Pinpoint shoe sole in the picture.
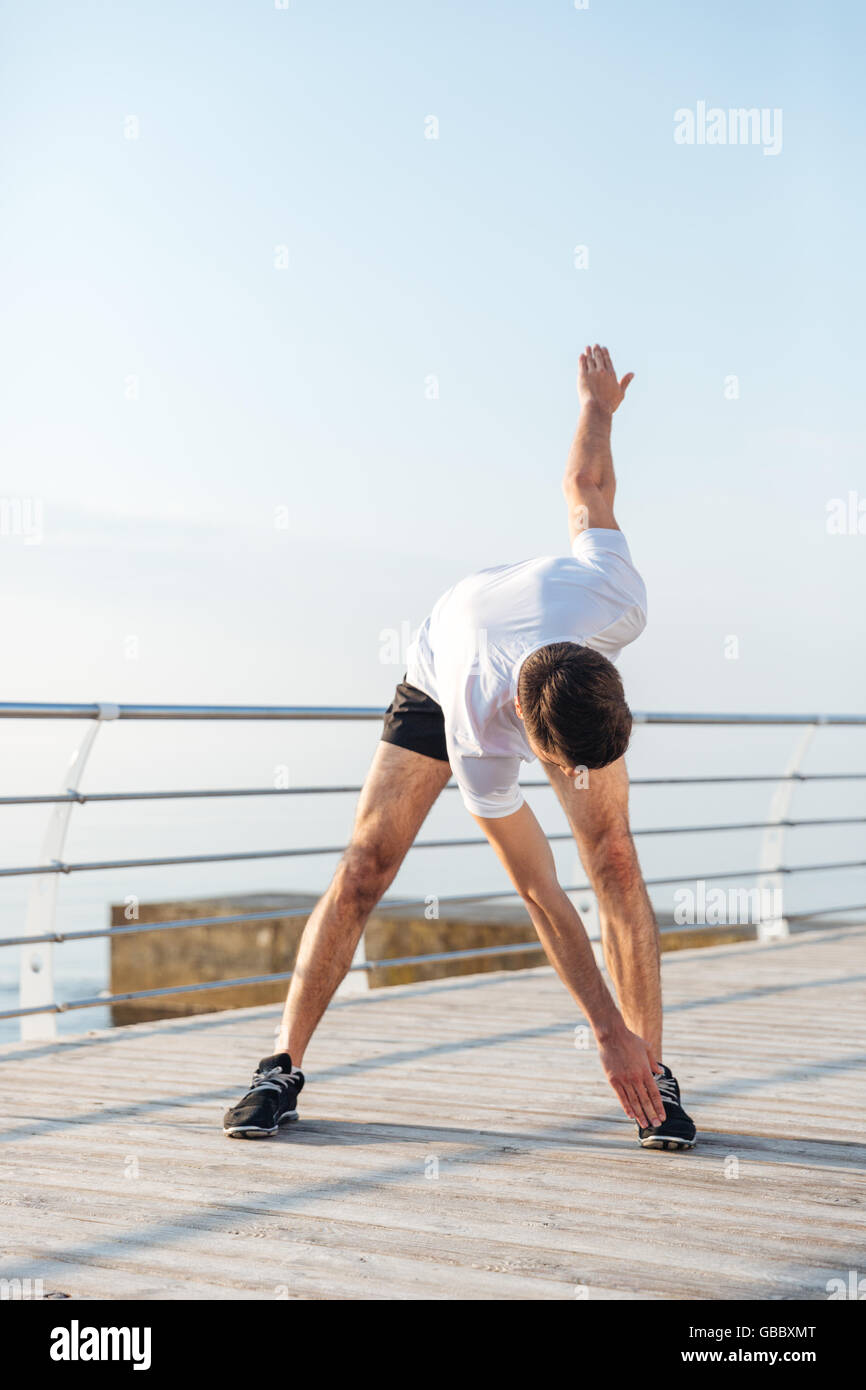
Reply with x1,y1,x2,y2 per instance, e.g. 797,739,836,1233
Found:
224,1110,299,1139
640,1134,696,1150
225,1113,694,1147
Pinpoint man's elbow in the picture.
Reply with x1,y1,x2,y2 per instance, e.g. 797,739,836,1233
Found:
563,471,603,498
563,475,616,526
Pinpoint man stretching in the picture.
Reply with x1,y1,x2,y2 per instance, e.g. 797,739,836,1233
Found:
224,345,697,1151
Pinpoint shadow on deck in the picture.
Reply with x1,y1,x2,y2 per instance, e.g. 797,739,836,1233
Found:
1,926,864,1300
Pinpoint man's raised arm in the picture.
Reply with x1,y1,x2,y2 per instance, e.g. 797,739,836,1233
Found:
562,344,634,543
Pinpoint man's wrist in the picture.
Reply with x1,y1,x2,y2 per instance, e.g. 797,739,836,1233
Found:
593,1007,627,1044
580,399,614,426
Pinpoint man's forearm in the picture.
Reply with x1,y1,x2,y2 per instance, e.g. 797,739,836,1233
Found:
523,887,624,1041
592,863,663,1060
563,401,615,498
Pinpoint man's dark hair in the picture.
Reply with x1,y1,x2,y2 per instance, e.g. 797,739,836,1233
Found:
517,641,632,769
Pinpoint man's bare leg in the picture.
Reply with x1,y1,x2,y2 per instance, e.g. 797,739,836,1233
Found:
544,757,662,1059
277,742,452,1066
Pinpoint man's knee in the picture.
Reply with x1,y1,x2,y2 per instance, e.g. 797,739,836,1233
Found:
332,841,400,916
580,815,638,883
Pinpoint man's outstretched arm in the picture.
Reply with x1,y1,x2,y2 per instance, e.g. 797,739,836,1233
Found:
472,802,665,1129
563,344,634,542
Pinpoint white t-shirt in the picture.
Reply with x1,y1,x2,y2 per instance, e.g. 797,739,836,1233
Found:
405,529,647,818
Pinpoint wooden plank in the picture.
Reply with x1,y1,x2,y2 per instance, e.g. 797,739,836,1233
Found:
0,925,864,1300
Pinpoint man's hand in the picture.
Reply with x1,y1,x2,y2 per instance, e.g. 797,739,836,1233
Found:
577,344,634,416
597,1020,665,1128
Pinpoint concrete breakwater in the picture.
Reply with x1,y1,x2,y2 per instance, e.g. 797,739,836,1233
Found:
109,892,543,1024
108,891,759,1025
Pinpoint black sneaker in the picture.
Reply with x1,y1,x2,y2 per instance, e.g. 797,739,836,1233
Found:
223,1052,305,1139
638,1063,696,1150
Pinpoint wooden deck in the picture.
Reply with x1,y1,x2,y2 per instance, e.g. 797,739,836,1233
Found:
1,926,865,1301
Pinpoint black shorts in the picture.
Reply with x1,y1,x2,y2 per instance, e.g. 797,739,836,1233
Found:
381,679,450,763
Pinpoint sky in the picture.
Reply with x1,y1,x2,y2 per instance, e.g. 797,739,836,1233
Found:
0,1,864,1022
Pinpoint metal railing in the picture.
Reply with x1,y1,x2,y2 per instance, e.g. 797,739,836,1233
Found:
0,702,864,1041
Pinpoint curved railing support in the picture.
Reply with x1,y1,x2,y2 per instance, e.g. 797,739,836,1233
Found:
756,723,818,942
20,704,119,1039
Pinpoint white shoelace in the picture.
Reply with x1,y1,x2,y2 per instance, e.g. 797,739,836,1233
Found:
249,1066,295,1096
655,1072,679,1106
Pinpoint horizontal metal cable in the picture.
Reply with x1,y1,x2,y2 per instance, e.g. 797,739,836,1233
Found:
2,815,864,879
0,942,550,1019
783,903,866,922
3,904,864,1021
2,770,865,806
3,868,865,950
0,786,372,806
0,701,864,724
0,890,530,948
0,703,388,721
630,815,866,836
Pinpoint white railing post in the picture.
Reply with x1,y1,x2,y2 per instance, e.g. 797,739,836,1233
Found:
336,935,369,995
569,886,601,940
756,723,818,942
20,704,119,1040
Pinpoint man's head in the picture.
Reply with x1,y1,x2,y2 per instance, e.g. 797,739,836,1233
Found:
515,641,632,773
